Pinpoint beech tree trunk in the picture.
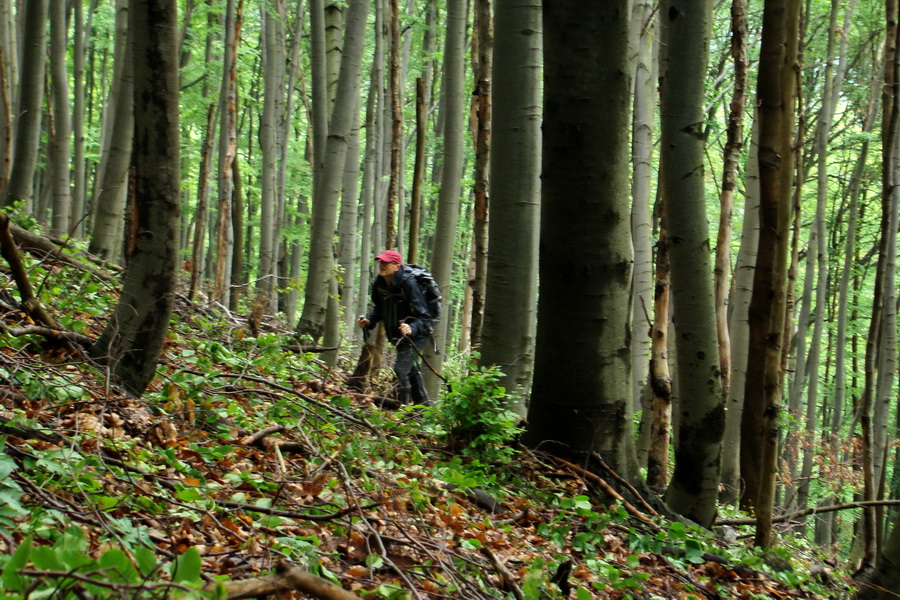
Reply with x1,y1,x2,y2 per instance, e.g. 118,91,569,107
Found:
658,0,724,529
297,0,369,341
1,0,45,212
741,0,800,548
480,0,541,413
91,0,180,397
524,0,638,479
48,0,71,237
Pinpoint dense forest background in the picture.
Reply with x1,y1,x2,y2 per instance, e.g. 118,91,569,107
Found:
2,0,900,597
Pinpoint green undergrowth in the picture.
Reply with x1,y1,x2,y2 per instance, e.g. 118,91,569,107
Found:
0,236,853,599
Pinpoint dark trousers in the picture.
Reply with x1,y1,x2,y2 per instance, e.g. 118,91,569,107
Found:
393,337,428,405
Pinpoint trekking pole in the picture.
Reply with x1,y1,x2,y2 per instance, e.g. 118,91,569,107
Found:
400,333,449,385
359,316,370,345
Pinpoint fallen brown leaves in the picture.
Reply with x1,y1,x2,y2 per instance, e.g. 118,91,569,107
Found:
0,294,850,599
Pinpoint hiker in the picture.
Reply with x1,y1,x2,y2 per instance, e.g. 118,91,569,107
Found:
357,249,432,405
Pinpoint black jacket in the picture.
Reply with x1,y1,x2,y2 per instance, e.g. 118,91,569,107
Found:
366,266,433,342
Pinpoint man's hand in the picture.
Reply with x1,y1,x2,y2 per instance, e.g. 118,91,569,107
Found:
357,317,370,329
399,323,412,336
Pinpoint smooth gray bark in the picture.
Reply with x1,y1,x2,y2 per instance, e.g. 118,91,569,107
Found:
297,0,370,340
658,0,724,529
480,0,541,415
2,0,46,212
48,0,71,237
71,0,87,238
89,0,133,261
523,0,638,479
630,0,656,457
423,0,466,400
721,115,760,505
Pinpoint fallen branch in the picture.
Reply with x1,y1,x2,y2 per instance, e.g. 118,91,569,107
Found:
542,453,661,531
205,563,363,600
181,369,378,434
0,212,66,335
239,425,285,446
716,499,900,526
6,325,94,347
480,547,524,600
216,499,380,522
8,223,118,282
591,452,659,517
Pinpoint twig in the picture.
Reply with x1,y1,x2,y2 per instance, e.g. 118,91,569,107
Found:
17,569,193,594
216,499,380,522
716,499,900,526
239,425,285,446
479,547,525,600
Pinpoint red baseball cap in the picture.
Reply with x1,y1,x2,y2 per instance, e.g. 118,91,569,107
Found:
375,249,403,264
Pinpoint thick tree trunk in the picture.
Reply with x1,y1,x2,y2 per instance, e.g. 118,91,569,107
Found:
90,0,180,397
479,0,541,414
658,0,724,529
524,0,638,479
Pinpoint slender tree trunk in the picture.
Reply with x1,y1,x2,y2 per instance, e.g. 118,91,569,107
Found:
213,0,242,306
714,0,748,427
48,0,71,237
408,77,426,264
257,1,285,312
631,0,656,454
1,0,46,212
297,0,370,341
71,0,86,238
647,212,672,491
468,0,492,349
659,0,724,529
386,0,402,248
721,114,761,505
423,0,466,398
479,0,541,413
0,0,14,192
189,104,217,301
89,0,133,261
740,0,800,548
90,0,180,397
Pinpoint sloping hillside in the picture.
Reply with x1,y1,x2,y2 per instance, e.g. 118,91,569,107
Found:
0,234,851,599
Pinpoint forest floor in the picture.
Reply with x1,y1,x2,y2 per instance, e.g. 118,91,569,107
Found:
0,237,861,599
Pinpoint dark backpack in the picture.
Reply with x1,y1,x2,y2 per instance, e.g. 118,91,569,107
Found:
404,264,442,320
